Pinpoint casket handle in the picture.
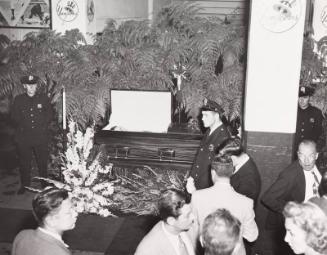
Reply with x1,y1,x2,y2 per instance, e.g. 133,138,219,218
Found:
115,147,130,158
158,148,175,160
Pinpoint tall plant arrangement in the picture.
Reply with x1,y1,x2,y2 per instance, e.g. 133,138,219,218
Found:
0,2,246,128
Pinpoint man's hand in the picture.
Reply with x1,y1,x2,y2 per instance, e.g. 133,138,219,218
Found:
186,177,196,194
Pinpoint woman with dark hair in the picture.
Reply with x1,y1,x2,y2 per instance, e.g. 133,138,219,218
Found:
12,188,78,255
218,137,261,207
283,200,327,255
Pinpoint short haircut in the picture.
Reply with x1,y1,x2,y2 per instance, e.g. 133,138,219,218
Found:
32,188,69,226
217,137,243,156
202,209,241,255
158,188,190,221
298,139,317,152
211,155,234,178
283,201,327,254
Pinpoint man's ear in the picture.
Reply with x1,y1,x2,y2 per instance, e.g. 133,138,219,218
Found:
43,214,55,228
166,216,176,226
315,152,319,160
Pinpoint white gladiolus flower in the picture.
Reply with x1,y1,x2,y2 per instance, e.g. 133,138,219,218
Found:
68,121,75,132
89,206,97,213
56,121,115,217
75,130,84,149
99,209,111,217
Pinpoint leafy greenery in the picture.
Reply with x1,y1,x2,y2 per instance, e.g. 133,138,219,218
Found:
0,2,246,129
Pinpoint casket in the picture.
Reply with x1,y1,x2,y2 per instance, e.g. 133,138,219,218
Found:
94,89,202,171
95,125,202,171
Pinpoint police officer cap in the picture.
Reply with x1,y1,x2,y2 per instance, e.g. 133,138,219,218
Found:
201,98,224,115
20,75,39,85
299,86,314,97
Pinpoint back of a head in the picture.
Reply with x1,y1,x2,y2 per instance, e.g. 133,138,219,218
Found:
32,188,69,226
211,155,234,178
158,188,189,221
202,209,241,255
217,137,243,156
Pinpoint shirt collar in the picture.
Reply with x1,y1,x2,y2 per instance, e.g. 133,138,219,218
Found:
234,154,249,173
38,227,69,247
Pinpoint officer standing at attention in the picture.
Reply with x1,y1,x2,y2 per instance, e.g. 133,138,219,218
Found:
11,75,53,194
186,98,230,192
294,86,324,159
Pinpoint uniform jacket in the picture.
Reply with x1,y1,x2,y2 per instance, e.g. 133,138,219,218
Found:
231,157,261,207
11,229,71,255
11,93,52,145
134,221,195,255
261,161,323,230
190,124,230,190
295,105,323,150
191,182,258,255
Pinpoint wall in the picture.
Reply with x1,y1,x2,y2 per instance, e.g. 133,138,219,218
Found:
95,0,148,32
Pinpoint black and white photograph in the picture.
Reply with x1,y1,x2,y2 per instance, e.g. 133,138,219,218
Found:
0,0,50,28
0,0,327,255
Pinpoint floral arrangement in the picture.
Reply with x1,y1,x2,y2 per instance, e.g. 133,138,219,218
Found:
34,121,189,217
37,121,116,217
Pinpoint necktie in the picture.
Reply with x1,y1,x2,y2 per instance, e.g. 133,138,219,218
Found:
178,234,189,255
312,171,320,196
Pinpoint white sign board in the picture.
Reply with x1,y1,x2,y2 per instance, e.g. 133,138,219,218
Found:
244,0,306,133
103,90,172,133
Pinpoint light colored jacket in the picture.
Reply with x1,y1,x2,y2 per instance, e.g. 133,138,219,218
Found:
191,181,258,255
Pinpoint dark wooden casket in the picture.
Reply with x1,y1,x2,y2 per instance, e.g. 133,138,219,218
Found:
95,125,202,171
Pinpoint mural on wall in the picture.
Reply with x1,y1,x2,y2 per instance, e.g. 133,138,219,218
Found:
0,0,51,28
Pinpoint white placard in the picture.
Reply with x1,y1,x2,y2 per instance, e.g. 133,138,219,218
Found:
244,0,306,133
103,90,172,133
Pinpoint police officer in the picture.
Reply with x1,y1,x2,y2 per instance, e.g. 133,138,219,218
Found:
11,75,52,194
186,98,230,192
294,86,323,158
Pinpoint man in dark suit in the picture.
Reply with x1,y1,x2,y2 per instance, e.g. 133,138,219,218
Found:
187,98,230,192
218,137,261,207
134,189,195,255
294,86,323,158
261,140,323,255
11,75,53,194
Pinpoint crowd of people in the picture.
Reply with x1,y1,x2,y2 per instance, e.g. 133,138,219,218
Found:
9,75,327,255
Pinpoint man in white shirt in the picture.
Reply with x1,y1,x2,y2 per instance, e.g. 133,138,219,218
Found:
191,155,258,255
134,189,195,255
262,139,323,255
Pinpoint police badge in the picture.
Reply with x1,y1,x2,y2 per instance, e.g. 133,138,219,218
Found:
208,144,214,152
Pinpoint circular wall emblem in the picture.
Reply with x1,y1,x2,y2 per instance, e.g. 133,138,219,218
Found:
56,0,79,22
87,0,95,22
320,6,327,28
261,0,302,33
